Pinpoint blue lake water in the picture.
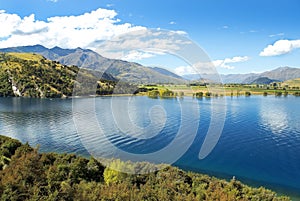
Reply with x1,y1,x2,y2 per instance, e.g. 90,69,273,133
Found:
0,96,299,198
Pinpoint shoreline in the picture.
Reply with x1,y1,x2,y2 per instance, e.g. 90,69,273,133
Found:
1,92,299,99
0,135,293,200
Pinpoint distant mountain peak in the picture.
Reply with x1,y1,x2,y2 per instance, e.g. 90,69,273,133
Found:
50,46,63,50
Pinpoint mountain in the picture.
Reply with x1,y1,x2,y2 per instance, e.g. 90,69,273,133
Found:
250,77,280,84
222,67,300,83
260,67,300,81
0,45,186,84
182,74,201,81
183,67,300,84
183,73,255,83
0,52,135,98
150,67,184,79
222,73,258,84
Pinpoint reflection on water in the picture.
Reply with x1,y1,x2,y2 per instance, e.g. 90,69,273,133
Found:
0,96,300,198
260,97,289,135
0,98,86,155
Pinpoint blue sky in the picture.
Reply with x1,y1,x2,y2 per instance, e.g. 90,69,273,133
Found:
1,0,300,74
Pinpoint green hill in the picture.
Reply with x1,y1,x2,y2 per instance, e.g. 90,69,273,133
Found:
250,77,280,84
0,52,135,98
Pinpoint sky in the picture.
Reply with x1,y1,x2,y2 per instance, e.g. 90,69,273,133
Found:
0,0,300,75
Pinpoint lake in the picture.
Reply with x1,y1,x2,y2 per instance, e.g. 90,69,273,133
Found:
0,96,299,198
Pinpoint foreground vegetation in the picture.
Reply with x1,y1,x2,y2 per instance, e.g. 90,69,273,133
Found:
0,135,290,200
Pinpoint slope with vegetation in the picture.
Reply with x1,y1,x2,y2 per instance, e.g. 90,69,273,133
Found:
0,52,138,98
0,135,290,201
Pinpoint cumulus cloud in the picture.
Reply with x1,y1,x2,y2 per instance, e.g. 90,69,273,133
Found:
259,39,300,56
0,8,145,49
214,56,249,69
174,56,249,76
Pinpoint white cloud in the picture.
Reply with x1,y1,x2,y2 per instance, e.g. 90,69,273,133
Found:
222,25,229,29
223,56,249,63
213,56,249,69
174,66,197,76
249,30,258,33
172,30,187,35
48,0,58,2
169,21,176,25
269,33,284,38
259,39,300,56
106,4,114,7
121,50,155,61
91,29,191,60
174,56,249,75
0,10,22,38
0,8,145,49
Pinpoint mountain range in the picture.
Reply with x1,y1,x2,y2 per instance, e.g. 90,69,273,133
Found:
184,66,300,84
1,45,300,84
0,45,186,84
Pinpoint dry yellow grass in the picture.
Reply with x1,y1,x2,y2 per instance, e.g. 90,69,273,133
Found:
7,52,44,61
283,78,300,88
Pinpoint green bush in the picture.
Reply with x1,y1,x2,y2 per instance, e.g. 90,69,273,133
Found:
0,135,291,201
205,92,212,97
245,91,251,96
194,92,203,98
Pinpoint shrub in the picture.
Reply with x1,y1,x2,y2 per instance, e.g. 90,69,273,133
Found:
245,91,251,96
275,91,282,96
194,92,203,98
205,92,212,97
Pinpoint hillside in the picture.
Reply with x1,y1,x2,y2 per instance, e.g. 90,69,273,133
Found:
283,78,300,88
0,135,291,201
260,67,300,81
0,45,187,84
250,77,280,84
150,67,184,79
0,52,136,98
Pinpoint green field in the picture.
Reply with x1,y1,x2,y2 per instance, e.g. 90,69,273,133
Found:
139,84,300,97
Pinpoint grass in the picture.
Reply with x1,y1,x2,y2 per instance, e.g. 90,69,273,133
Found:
283,78,300,88
139,84,300,97
7,52,44,61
